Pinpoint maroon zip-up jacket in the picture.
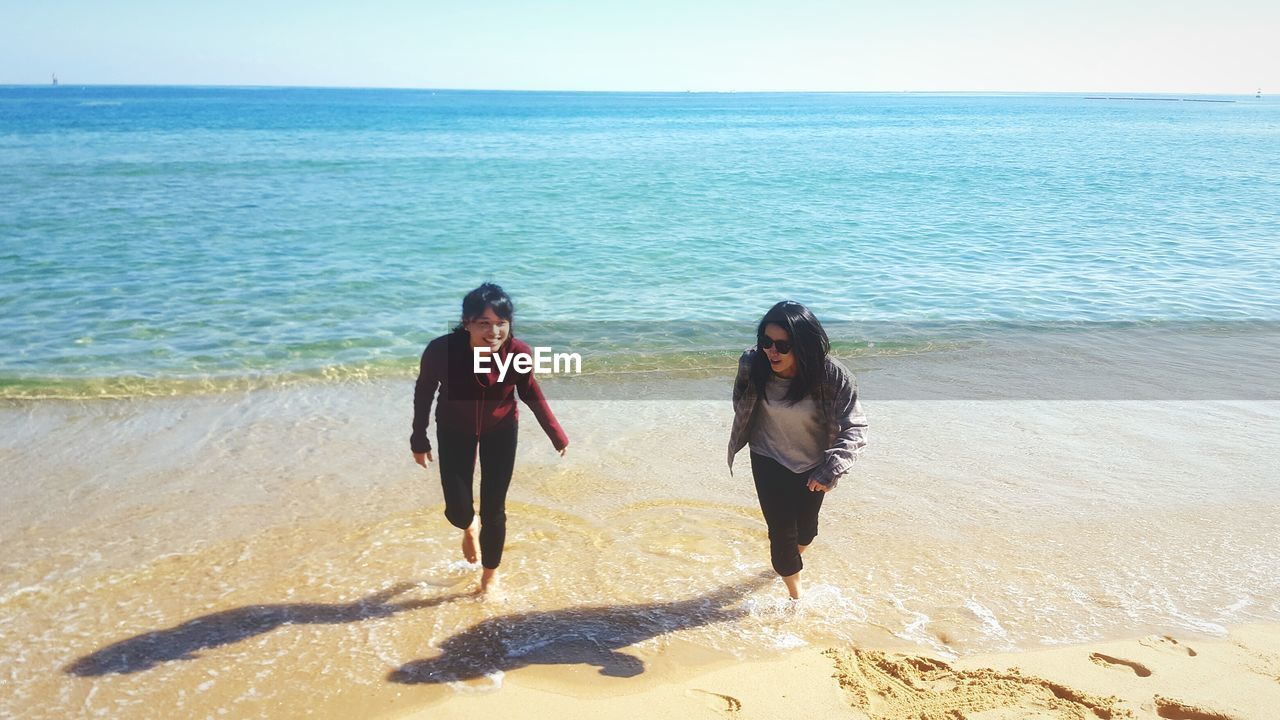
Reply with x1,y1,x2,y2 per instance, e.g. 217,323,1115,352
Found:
410,330,568,454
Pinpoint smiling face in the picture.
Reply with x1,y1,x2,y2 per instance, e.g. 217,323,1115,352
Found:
465,307,511,351
760,323,796,378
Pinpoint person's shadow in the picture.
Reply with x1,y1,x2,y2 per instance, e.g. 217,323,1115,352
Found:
388,572,772,684
66,583,464,676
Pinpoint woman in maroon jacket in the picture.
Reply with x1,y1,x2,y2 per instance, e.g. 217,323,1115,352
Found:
411,283,568,593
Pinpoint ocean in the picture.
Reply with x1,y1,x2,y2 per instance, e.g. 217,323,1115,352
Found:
3,86,1279,398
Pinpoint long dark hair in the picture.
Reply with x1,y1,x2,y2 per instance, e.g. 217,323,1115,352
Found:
751,300,830,404
451,282,514,333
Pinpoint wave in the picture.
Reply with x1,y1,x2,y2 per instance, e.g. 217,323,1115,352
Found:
5,320,1277,401
0,339,948,400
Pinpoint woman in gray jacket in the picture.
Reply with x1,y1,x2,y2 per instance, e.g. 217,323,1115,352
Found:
728,301,868,599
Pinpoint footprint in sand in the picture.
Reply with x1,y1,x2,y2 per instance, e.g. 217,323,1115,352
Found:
1152,695,1237,720
688,689,742,715
1140,635,1198,657
1229,639,1280,684
1090,652,1153,677
823,648,1128,720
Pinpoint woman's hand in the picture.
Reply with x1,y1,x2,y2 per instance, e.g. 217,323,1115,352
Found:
413,451,433,467
806,478,832,493
558,444,568,457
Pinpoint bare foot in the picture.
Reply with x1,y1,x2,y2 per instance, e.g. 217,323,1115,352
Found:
461,519,478,564
478,567,499,595
781,571,801,599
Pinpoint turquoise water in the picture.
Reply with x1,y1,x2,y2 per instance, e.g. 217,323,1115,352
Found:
2,87,1279,397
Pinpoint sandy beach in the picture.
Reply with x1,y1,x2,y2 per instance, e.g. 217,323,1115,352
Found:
3,361,1278,718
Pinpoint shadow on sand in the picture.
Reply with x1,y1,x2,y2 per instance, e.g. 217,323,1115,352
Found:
66,583,464,676
388,572,773,684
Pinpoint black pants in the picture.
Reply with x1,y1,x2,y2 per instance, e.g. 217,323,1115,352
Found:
436,422,519,569
750,452,825,577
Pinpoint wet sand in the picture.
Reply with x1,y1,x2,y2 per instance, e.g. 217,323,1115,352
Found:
2,372,1278,718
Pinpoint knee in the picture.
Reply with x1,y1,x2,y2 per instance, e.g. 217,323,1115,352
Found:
770,554,802,577
768,540,802,577
444,506,473,530
767,526,799,546
479,507,506,525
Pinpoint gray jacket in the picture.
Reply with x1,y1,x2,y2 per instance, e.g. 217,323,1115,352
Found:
728,349,868,488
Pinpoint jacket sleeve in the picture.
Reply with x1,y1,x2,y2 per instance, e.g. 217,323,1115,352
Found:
732,349,753,403
727,349,755,474
517,372,569,451
809,365,868,489
409,342,442,454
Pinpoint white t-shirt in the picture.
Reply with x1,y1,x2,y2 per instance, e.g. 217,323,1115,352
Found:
748,375,824,473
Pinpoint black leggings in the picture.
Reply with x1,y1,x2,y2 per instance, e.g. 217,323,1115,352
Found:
750,452,825,577
436,422,519,569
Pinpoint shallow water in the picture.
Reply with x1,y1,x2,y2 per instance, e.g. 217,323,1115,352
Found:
2,370,1278,717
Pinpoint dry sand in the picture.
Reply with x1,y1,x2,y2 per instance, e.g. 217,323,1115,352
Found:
395,625,1280,720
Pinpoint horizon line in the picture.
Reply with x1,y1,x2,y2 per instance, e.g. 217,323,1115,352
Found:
1,82,1265,96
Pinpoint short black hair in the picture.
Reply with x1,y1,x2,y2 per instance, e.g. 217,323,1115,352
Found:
453,282,514,332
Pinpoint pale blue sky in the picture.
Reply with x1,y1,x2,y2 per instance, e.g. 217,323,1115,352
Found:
3,0,1274,92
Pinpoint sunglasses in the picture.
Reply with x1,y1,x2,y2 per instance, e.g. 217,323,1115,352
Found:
758,335,793,355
